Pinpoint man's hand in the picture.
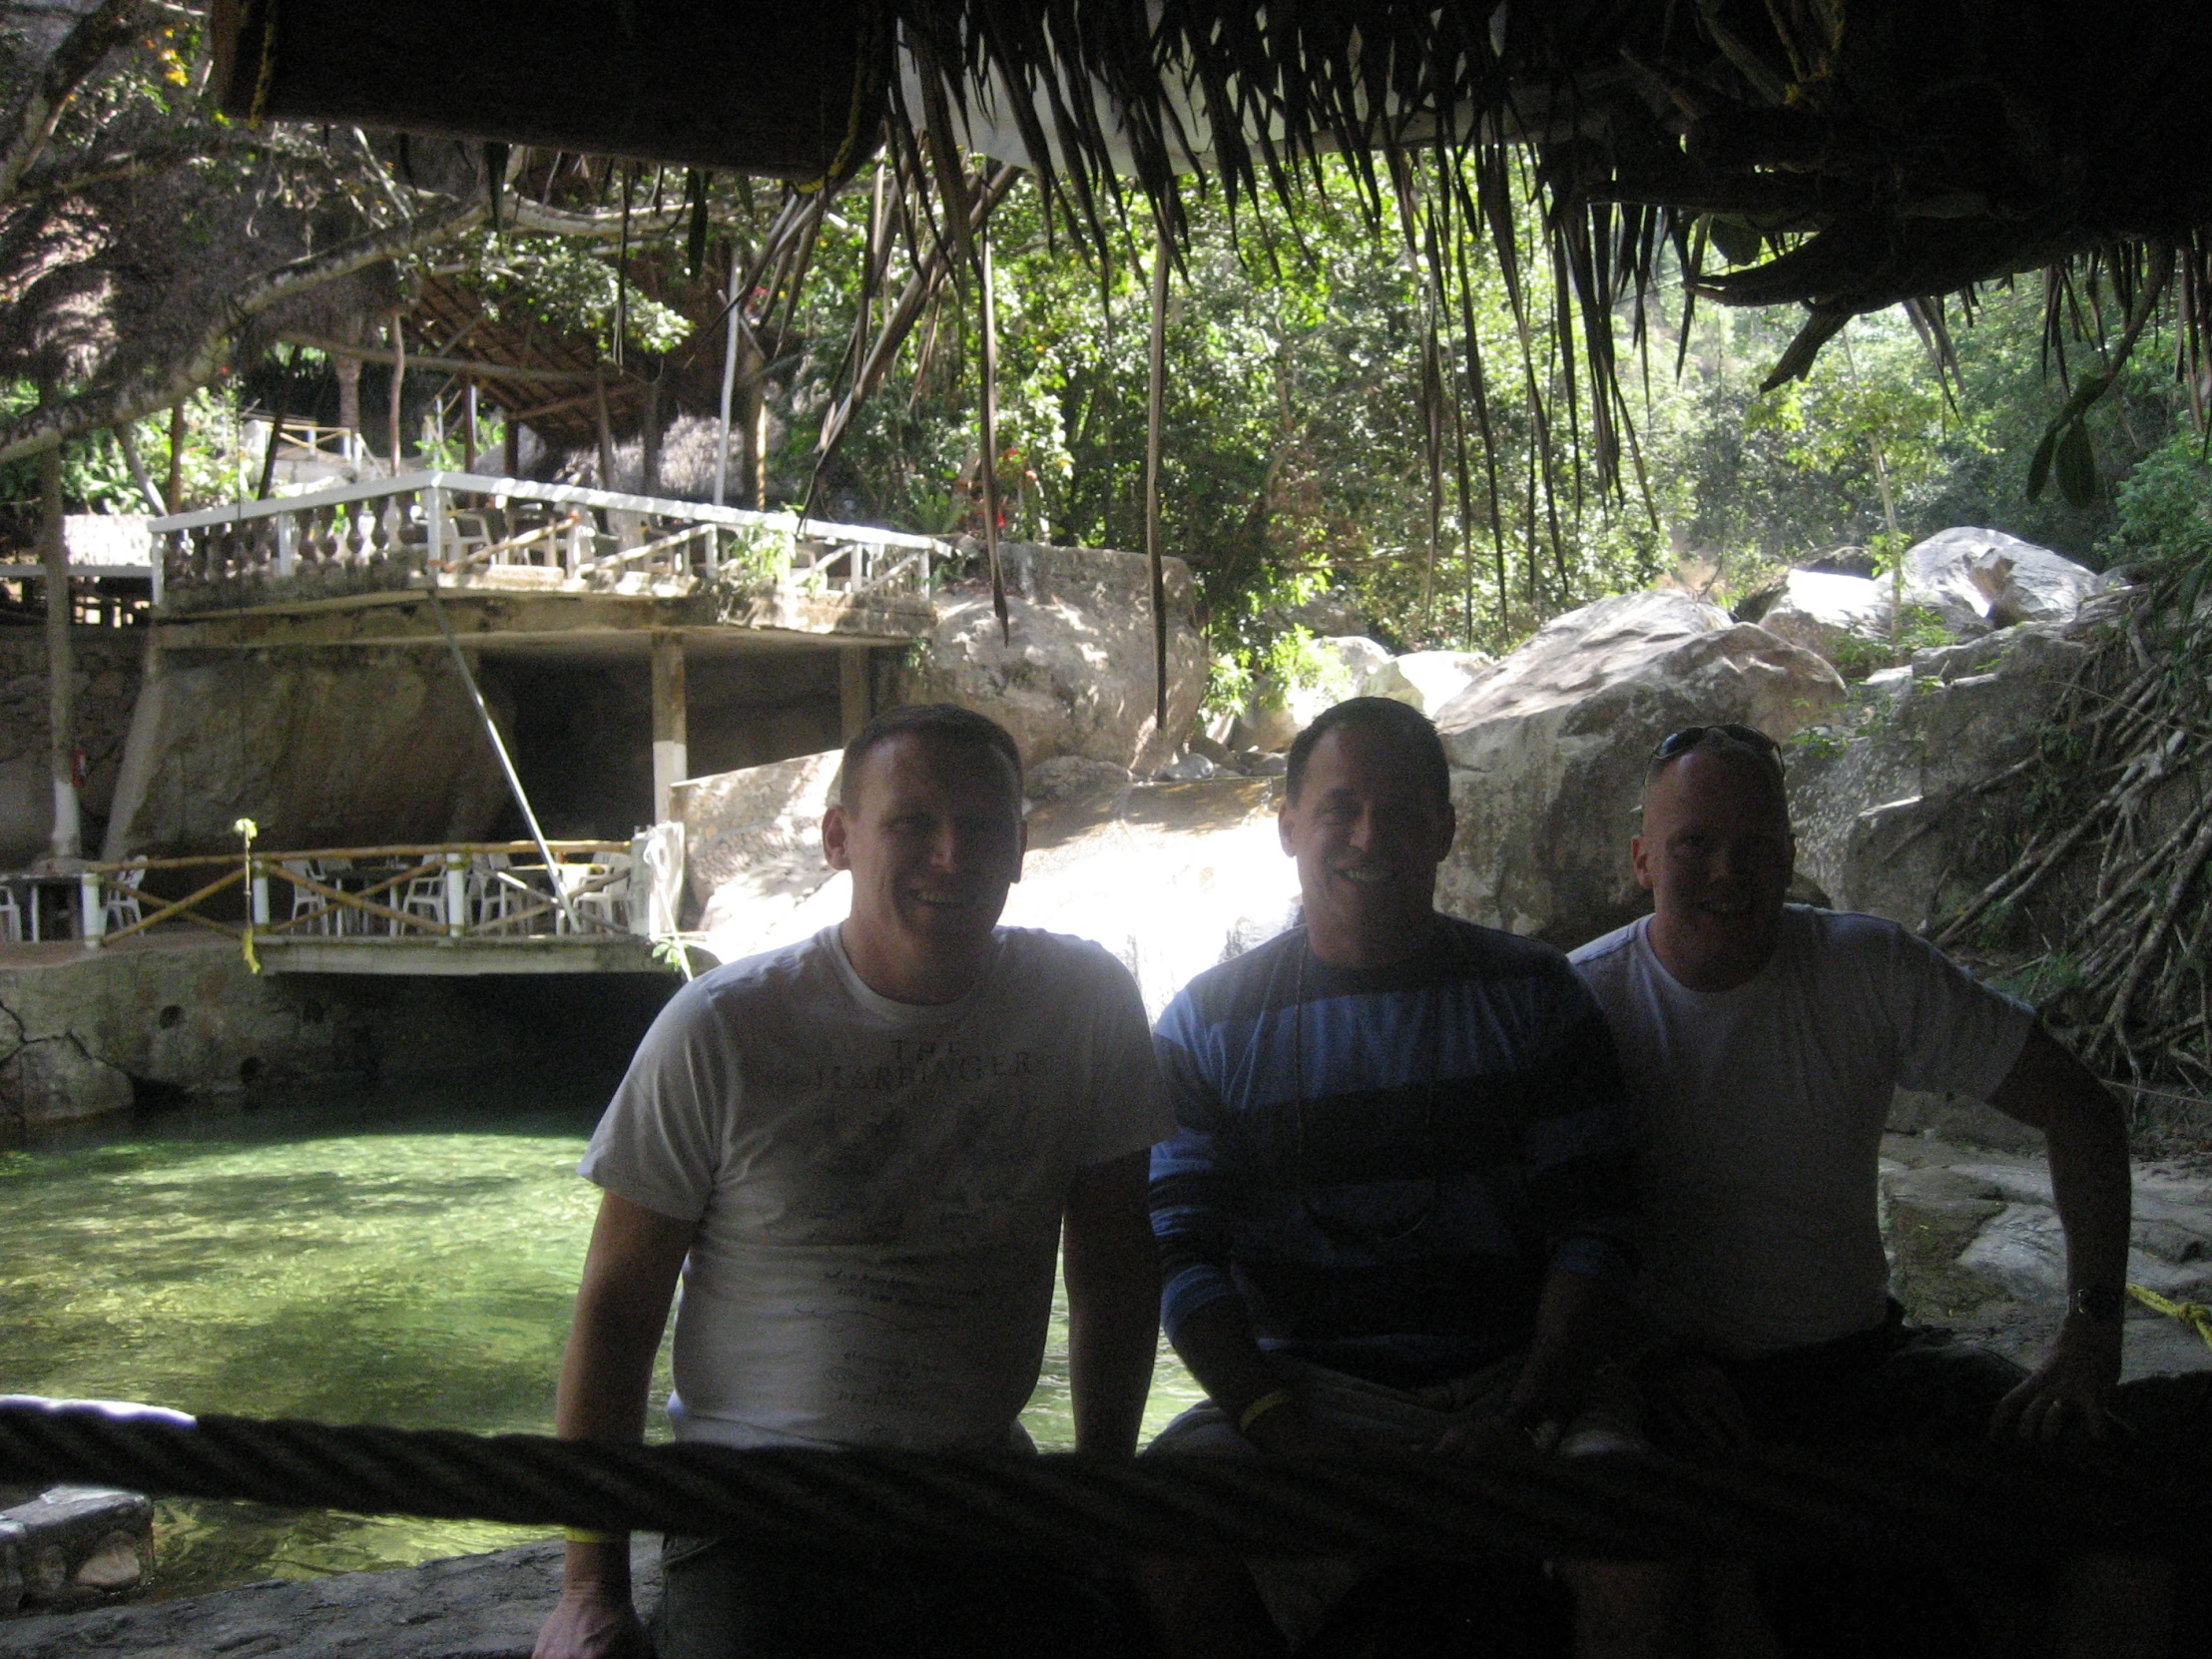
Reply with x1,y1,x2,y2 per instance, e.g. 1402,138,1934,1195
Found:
1427,1409,1539,1460
1988,1314,2123,1439
1646,1351,1753,1450
533,1584,652,1659
1240,1396,1369,1458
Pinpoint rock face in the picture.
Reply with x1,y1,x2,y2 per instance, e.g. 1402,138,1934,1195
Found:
1900,526,2107,632
888,542,1207,774
0,937,580,1138
1745,570,1896,666
1432,590,1845,946
1360,650,1493,717
1227,636,1393,754
1786,617,2095,929
103,649,511,859
672,750,841,934
0,1538,661,1657
0,1487,152,1616
0,631,147,866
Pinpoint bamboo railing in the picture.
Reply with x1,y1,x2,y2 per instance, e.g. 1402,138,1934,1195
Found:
45,841,640,947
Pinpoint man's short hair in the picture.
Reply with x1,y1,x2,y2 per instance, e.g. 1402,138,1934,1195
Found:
1285,697,1452,811
1641,724,1790,819
836,703,1024,808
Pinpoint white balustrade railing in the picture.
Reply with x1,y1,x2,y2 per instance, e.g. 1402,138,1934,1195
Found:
146,472,942,611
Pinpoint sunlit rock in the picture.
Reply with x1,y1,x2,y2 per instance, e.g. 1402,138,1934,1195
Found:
1228,636,1393,753
1360,649,1493,716
1787,619,2094,929
1432,589,1844,947
1901,526,2109,632
888,542,1208,774
1743,569,1896,668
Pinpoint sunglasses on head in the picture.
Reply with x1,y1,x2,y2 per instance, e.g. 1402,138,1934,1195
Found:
1651,724,1781,764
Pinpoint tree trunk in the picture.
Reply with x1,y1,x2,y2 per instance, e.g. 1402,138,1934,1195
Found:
166,401,184,509
386,314,405,476
335,355,362,449
39,399,78,866
640,370,662,496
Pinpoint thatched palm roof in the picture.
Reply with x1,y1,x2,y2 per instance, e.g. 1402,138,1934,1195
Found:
216,0,2212,399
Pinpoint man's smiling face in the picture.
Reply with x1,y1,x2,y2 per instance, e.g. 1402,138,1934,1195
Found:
1633,744,1796,990
825,731,1026,962
1279,721,1455,968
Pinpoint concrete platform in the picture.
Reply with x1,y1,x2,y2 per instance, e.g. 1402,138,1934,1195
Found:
251,934,665,975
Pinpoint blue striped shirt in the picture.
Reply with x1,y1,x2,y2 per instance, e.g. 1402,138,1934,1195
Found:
1151,915,1636,1387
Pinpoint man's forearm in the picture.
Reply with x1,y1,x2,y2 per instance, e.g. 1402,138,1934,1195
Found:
1166,1294,1286,1422
1509,1264,1620,1421
2044,1079,2132,1310
1063,1150,1161,1455
1067,1274,1157,1454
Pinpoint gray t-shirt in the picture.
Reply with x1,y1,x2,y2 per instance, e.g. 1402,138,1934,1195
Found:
1568,906,2033,1358
580,924,1174,1451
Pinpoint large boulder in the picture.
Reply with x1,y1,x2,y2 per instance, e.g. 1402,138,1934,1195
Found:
672,750,840,933
1229,636,1393,753
1787,614,2102,930
1432,590,1845,946
888,541,1207,773
1900,527,2107,632
102,649,510,858
1361,649,1494,716
1746,569,1896,668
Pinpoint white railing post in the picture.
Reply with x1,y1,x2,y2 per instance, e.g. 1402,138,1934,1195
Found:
275,513,295,578
80,872,104,943
251,860,271,926
425,485,447,573
443,852,467,937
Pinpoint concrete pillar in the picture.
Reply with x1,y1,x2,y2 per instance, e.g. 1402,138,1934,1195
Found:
651,631,687,824
40,432,79,867
839,647,872,743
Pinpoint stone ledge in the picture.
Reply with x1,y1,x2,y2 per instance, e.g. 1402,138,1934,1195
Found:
0,1539,663,1659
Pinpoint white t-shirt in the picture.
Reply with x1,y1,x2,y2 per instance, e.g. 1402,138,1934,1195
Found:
1568,906,2033,1358
580,924,1174,1452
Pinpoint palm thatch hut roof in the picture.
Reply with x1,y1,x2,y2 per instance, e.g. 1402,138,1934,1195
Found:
214,0,2212,400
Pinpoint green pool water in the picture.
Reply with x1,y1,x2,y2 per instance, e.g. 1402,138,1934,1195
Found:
0,1075,1206,1601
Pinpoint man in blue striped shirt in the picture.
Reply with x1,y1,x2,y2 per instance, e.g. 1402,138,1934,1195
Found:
1144,698,1644,1657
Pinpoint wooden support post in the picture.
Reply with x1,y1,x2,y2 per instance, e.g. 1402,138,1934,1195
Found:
839,647,872,743
650,631,687,825
462,381,478,475
387,315,406,477
502,411,520,479
39,407,79,868
166,401,185,510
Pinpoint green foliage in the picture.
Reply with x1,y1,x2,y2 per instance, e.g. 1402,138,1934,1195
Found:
2100,430,2212,603
0,383,252,525
468,233,693,357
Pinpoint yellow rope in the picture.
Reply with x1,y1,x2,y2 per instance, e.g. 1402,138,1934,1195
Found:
2126,1283,2212,1352
235,818,262,974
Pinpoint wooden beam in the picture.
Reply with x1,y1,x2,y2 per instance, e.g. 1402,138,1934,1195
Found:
278,336,614,387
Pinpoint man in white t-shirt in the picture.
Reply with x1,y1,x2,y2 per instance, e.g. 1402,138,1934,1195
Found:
1568,725,2131,1446
533,704,1173,1659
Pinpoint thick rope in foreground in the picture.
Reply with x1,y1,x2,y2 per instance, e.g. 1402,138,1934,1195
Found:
1,1397,2206,1562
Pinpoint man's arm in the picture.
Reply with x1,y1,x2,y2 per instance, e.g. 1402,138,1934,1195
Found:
1985,1025,2131,1438
1063,1149,1160,1456
532,1190,698,1659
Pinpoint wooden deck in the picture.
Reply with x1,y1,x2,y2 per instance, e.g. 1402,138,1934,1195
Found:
4,840,689,977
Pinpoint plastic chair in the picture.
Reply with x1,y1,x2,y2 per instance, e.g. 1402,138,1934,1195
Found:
395,862,449,934
102,866,144,933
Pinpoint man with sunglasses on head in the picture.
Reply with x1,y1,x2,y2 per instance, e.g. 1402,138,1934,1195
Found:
1568,723,2131,1450
1143,698,1653,1659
